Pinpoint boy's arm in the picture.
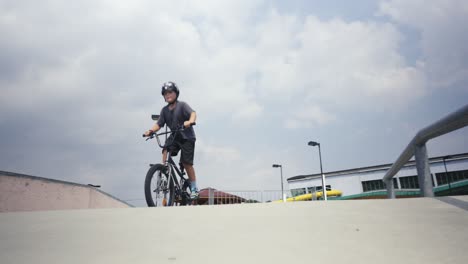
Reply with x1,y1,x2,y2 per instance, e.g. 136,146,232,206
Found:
145,108,165,136
183,112,197,128
144,123,161,137
150,123,161,132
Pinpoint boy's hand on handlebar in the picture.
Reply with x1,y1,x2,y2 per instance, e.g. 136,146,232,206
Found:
183,121,195,128
143,130,154,137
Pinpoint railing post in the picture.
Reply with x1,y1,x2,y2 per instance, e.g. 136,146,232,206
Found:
385,179,395,199
415,143,434,197
208,188,214,205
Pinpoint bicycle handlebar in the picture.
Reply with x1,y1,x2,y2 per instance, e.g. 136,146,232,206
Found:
142,123,196,148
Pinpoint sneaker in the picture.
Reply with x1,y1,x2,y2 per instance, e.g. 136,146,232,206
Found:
190,189,199,200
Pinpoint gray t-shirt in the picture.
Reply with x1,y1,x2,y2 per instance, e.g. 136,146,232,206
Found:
157,101,196,140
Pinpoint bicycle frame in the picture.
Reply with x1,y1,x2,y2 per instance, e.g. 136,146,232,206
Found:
165,154,188,192
150,127,188,178
145,125,194,205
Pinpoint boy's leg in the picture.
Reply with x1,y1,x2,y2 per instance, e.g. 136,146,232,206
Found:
162,135,178,164
162,149,168,163
180,139,198,198
184,163,198,199
183,163,196,182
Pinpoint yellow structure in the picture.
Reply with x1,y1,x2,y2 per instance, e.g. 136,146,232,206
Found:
275,190,343,202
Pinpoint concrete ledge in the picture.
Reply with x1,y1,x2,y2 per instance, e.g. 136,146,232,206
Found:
0,171,132,212
0,197,467,263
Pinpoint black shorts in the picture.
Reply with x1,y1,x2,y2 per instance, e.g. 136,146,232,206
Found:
163,134,195,165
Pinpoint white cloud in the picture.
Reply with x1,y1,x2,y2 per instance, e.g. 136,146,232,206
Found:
285,106,336,129
0,1,428,123
379,0,468,89
197,140,241,164
255,13,427,113
194,140,243,189
232,102,264,121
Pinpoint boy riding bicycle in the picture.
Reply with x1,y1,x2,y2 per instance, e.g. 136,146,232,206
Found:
143,81,199,199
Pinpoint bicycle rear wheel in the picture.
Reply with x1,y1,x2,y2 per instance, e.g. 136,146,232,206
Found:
145,164,175,207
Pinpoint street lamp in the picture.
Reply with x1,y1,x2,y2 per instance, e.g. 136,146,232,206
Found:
442,155,453,195
308,141,327,201
272,164,284,201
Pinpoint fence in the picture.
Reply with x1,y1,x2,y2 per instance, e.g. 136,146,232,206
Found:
196,189,322,205
197,189,290,205
126,189,322,207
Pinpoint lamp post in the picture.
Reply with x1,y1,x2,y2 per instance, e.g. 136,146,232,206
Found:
442,155,453,195
308,141,327,201
272,164,284,201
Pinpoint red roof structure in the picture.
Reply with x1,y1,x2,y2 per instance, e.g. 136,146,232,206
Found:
197,188,250,205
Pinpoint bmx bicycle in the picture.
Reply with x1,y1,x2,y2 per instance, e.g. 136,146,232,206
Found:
143,119,197,207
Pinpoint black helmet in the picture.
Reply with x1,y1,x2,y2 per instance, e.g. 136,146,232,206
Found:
161,81,180,99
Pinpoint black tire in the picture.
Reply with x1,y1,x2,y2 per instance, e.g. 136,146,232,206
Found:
145,164,175,207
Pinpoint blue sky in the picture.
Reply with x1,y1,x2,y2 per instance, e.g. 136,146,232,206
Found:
1,0,467,206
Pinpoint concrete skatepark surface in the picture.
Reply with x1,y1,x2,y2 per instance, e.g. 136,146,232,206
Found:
1,197,467,264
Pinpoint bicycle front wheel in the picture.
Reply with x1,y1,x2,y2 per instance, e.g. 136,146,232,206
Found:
144,164,175,207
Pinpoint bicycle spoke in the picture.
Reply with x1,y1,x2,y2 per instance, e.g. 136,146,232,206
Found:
145,164,186,207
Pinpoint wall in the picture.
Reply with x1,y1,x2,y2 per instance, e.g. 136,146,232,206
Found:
0,171,131,212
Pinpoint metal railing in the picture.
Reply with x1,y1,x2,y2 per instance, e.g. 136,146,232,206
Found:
383,104,468,198
197,190,302,205
196,189,329,205
126,190,320,207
